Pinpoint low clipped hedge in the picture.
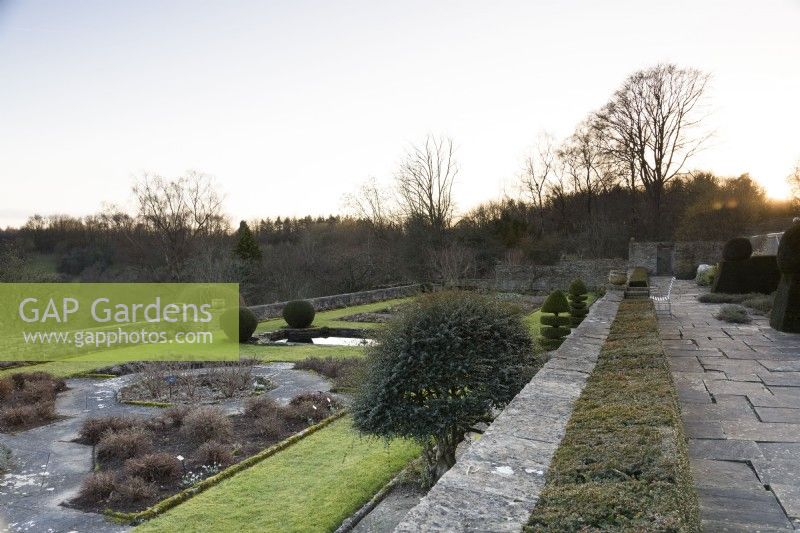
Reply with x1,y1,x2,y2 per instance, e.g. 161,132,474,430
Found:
526,300,700,531
627,267,648,288
712,255,780,295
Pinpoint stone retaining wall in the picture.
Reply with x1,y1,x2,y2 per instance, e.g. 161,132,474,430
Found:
629,240,724,274
395,291,623,532
492,258,628,293
247,284,421,321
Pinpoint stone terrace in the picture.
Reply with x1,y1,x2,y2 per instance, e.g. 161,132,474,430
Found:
396,292,623,532
655,277,800,531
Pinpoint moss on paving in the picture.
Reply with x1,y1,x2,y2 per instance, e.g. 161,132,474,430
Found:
134,416,420,533
525,299,700,532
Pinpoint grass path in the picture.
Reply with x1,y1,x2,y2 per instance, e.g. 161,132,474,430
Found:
134,416,420,533
525,299,699,530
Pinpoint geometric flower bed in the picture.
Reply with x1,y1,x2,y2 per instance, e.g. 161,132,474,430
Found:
67,393,342,514
118,364,274,405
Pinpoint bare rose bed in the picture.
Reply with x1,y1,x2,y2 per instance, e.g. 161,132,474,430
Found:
65,393,342,514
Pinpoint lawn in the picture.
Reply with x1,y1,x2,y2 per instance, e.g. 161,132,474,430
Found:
0,343,366,380
525,299,700,530
134,416,420,533
254,298,412,333
0,291,588,380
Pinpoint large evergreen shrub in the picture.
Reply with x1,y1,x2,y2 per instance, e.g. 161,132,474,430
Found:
568,279,588,327
722,237,753,261
713,237,779,294
234,221,262,261
352,291,533,484
540,290,571,350
770,223,800,332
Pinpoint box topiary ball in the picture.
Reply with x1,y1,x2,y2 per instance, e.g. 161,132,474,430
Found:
722,237,753,261
568,279,588,296
220,307,258,343
282,300,316,328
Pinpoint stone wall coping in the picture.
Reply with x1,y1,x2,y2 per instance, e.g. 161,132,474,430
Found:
394,292,623,532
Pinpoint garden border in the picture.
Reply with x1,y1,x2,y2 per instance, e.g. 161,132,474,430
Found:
104,409,348,525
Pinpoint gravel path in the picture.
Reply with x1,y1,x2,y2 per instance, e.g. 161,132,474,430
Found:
0,363,333,533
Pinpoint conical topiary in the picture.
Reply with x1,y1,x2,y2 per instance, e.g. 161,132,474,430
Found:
568,279,589,327
539,290,570,350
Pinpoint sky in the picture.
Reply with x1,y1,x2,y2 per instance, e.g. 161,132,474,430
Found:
1,0,799,228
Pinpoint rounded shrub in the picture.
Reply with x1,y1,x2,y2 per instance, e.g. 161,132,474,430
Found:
353,291,533,484
540,290,571,350
722,237,753,261
123,452,181,483
282,300,315,328
568,279,589,327
180,406,233,444
220,307,258,343
777,223,800,274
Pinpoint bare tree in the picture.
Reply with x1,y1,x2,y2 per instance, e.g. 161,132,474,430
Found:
790,161,800,209
344,177,395,228
395,135,458,230
520,132,556,236
545,161,572,231
430,243,476,284
558,121,606,215
595,64,710,237
133,171,227,280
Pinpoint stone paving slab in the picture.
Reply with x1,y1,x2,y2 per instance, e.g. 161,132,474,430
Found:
655,278,800,531
395,293,622,532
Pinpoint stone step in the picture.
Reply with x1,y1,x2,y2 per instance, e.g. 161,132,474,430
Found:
625,292,651,299
625,287,651,299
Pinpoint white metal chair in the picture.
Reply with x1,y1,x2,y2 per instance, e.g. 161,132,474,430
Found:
651,277,675,315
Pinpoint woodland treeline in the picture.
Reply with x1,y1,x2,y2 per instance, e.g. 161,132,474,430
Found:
1,64,798,303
